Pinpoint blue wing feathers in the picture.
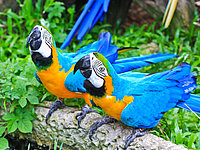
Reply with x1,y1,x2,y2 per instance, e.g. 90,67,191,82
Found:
120,63,199,128
60,0,95,49
62,30,178,74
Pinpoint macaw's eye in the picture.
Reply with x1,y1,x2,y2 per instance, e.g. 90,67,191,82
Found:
99,67,105,72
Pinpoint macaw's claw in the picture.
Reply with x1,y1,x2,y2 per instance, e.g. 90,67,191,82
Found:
46,98,65,123
89,116,117,141
76,104,98,127
124,128,147,150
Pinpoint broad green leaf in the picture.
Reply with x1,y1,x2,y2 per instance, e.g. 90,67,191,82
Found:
23,111,34,121
2,113,16,121
19,97,27,108
0,138,9,150
27,87,39,97
18,118,32,133
7,119,18,133
0,126,6,136
27,95,39,104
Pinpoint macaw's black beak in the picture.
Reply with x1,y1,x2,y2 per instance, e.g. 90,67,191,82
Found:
26,27,42,50
74,54,92,78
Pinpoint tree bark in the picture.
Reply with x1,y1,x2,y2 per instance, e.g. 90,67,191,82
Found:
107,0,133,26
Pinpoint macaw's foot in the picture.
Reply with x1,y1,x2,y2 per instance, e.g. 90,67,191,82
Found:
124,128,147,150
76,104,98,127
46,98,65,123
89,116,117,141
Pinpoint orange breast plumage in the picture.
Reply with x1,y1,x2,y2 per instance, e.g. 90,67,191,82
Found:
37,45,83,99
91,95,134,120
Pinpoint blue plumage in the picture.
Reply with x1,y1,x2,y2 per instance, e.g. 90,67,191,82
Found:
60,0,110,49
113,53,178,73
60,0,175,50
75,52,199,129
112,63,199,128
74,52,195,150
177,94,200,113
35,29,177,95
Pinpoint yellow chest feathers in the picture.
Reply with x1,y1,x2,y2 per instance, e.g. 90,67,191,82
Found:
90,76,134,120
91,95,134,120
36,46,83,98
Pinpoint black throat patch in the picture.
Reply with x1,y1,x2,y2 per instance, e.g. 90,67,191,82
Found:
84,79,106,97
31,52,53,69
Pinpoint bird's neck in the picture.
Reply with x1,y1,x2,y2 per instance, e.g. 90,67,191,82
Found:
32,45,71,71
31,51,53,70
31,46,57,70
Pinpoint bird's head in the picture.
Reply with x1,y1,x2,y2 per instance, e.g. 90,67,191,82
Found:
74,52,115,97
27,25,53,57
27,25,54,68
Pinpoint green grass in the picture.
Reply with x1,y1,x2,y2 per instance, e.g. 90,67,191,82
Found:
0,0,200,149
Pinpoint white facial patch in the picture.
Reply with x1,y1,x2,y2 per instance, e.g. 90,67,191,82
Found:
88,71,104,88
29,25,53,58
88,53,108,88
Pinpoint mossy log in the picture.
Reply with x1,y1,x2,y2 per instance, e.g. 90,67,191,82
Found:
0,102,188,150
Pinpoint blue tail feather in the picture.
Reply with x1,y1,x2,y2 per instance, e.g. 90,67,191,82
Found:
161,63,200,114
176,94,200,114
114,53,178,64
60,0,95,49
60,0,110,49
103,0,110,12
77,0,103,40
90,5,104,31
113,53,178,73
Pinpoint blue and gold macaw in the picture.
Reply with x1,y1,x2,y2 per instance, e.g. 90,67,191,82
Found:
60,0,178,49
74,52,200,150
26,25,178,122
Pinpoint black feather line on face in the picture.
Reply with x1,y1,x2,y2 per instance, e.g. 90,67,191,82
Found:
31,52,53,68
84,79,106,97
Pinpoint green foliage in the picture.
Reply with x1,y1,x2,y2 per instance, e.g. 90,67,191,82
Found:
0,0,68,62
153,108,200,149
3,107,34,133
0,0,200,149
0,126,8,150
54,137,63,150
0,137,9,150
0,56,49,146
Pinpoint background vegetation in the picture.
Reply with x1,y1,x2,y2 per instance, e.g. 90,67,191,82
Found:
0,0,199,149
